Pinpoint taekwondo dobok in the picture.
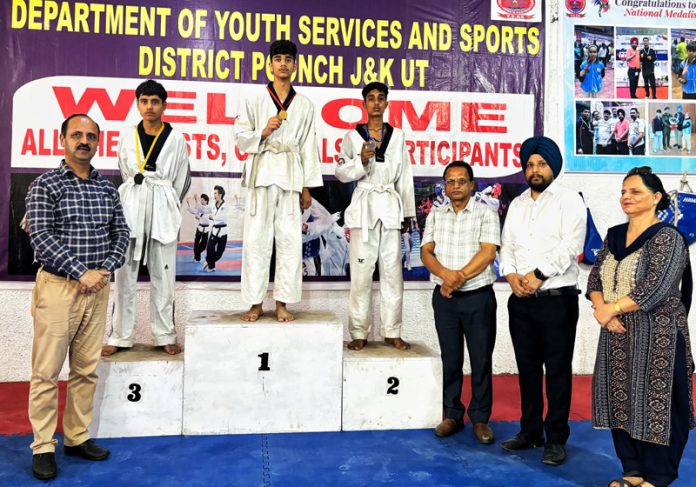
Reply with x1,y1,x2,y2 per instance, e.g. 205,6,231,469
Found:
337,122,416,343
108,121,190,348
234,82,323,306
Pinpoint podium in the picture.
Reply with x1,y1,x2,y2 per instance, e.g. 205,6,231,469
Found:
183,311,343,435
342,342,442,431
90,345,184,438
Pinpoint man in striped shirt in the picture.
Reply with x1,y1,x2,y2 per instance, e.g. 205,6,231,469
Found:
25,114,129,480
421,161,500,445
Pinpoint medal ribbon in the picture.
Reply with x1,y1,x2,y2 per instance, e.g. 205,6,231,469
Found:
266,84,296,115
135,123,165,174
364,125,385,143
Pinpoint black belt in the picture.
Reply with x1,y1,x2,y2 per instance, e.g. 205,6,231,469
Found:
532,286,580,298
42,266,69,278
435,284,492,298
213,224,227,228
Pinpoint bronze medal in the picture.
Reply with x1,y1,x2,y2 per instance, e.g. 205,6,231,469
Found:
134,173,144,185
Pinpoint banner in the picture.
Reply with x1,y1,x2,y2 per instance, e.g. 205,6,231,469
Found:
564,1,696,173
1,0,545,280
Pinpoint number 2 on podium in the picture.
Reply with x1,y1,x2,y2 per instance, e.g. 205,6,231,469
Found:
258,352,270,371
387,377,400,395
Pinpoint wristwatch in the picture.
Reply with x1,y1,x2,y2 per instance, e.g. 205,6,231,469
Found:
533,268,548,281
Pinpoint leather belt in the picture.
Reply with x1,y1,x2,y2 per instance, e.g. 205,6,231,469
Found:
42,266,69,278
436,284,492,298
532,286,580,298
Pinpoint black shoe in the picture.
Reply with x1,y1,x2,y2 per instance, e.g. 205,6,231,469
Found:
64,439,110,461
501,433,544,451
32,452,57,480
542,443,566,466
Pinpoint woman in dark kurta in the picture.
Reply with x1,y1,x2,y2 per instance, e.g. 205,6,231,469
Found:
587,167,694,487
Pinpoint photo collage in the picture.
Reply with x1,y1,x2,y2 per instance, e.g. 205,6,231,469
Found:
573,26,695,158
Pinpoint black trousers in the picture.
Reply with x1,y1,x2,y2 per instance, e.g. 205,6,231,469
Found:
643,71,656,98
432,285,496,424
631,144,645,155
597,144,615,155
628,68,641,98
617,141,630,155
508,294,578,444
205,234,227,269
612,333,690,487
193,228,209,261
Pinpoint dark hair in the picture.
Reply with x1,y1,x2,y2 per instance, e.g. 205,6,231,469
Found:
135,79,167,101
60,113,100,136
214,185,226,198
200,193,209,204
269,40,297,60
688,41,696,52
603,109,611,115
617,108,625,116
362,82,388,100
624,166,670,212
443,161,474,181
642,37,649,42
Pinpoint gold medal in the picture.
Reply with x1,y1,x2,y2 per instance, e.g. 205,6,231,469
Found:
278,110,287,120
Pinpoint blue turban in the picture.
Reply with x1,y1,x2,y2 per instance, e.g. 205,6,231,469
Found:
520,136,563,178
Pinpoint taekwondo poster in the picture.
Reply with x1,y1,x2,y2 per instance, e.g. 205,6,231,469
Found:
564,0,696,173
2,0,545,280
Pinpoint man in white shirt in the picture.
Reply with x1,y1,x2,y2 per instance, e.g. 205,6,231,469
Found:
499,136,586,466
628,107,646,156
421,161,500,444
595,109,614,155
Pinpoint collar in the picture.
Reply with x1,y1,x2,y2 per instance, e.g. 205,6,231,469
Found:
520,178,562,201
442,198,475,214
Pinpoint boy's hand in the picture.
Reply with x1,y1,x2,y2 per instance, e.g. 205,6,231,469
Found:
262,116,283,139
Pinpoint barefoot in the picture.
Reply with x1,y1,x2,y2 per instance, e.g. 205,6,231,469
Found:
162,344,181,355
347,339,367,351
101,345,125,357
241,304,263,322
385,337,411,351
275,302,295,322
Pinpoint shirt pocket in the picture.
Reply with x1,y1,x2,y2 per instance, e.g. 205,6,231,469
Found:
90,192,113,227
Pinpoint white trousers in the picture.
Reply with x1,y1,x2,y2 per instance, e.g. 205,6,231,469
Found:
348,222,404,340
241,185,302,305
108,238,177,347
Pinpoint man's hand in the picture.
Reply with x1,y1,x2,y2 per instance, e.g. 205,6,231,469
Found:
262,115,283,139
522,271,543,293
506,273,533,297
401,220,411,234
360,142,376,165
440,284,454,298
78,269,110,294
441,269,466,290
300,188,312,210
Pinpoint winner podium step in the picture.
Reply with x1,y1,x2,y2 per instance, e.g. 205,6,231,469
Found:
90,345,184,438
183,311,343,435
342,342,442,431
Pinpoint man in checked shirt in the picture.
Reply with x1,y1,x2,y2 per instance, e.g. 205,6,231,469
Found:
25,114,129,480
420,161,500,445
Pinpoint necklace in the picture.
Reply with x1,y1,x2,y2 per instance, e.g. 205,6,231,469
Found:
365,124,385,143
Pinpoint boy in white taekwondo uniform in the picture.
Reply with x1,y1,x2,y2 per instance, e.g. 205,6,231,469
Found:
103,80,191,356
235,40,323,322
336,82,416,351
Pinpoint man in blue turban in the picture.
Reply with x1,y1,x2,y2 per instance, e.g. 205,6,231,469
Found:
499,136,587,466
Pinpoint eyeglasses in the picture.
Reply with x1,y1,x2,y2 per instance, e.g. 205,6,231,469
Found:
627,166,652,176
444,178,471,187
